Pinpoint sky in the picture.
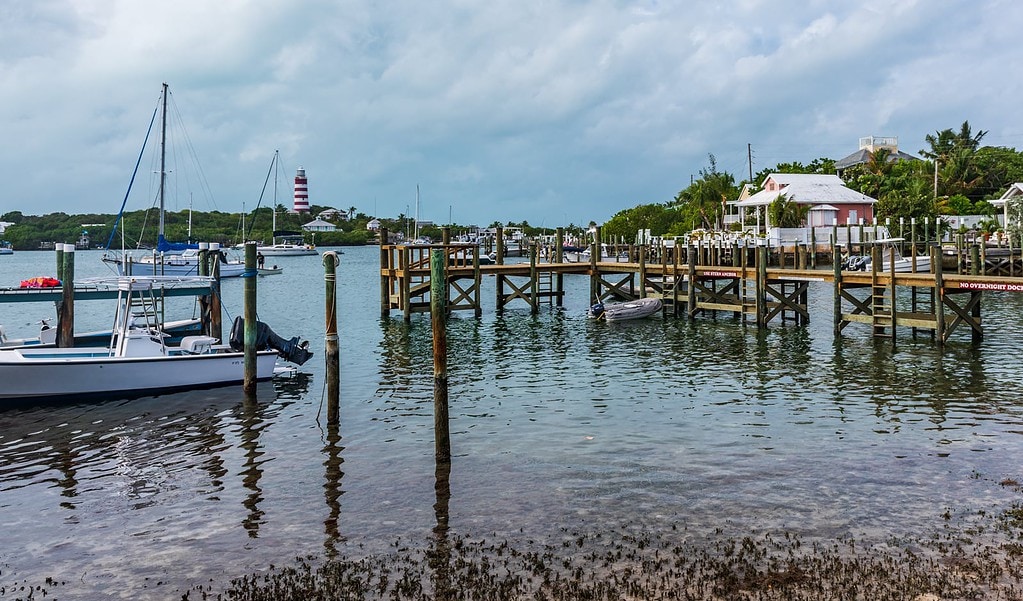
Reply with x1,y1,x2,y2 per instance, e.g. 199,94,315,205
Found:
2,0,1022,229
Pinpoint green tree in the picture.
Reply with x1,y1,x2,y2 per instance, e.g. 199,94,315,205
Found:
766,194,809,228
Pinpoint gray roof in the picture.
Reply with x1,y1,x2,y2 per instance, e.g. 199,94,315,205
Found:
835,148,919,170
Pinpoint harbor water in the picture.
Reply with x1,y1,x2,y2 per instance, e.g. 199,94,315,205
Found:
2,246,1023,598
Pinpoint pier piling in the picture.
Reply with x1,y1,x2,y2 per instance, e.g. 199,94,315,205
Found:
243,242,257,396
57,244,75,347
430,249,451,462
324,251,340,425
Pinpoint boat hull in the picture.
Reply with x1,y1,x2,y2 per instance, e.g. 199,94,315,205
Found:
590,297,663,321
256,245,318,256
0,349,277,401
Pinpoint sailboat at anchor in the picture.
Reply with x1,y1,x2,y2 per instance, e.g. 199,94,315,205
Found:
102,83,247,278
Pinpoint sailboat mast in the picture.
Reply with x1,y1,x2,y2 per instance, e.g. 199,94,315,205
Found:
158,83,168,238
272,150,278,236
415,184,420,240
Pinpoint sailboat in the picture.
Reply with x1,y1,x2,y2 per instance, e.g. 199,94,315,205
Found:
238,151,317,257
101,84,247,278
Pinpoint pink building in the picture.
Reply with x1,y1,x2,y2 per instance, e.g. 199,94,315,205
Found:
733,174,877,232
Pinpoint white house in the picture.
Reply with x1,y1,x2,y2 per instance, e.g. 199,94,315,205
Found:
302,218,337,232
733,174,878,232
0,221,13,235
991,183,1023,227
367,218,381,231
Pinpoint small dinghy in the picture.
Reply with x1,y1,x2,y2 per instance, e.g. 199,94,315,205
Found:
588,297,663,322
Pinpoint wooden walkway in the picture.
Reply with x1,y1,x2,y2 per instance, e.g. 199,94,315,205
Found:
380,239,1023,345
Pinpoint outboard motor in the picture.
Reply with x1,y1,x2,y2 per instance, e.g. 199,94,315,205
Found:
588,302,605,319
229,317,313,366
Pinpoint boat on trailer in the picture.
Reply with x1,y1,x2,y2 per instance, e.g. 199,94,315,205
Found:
0,276,312,403
589,297,663,321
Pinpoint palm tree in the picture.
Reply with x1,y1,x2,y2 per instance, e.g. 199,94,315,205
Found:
347,206,357,220
766,193,809,228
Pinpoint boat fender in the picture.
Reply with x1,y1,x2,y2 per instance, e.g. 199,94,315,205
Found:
228,316,313,366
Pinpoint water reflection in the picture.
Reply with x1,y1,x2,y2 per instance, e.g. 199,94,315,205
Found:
322,421,345,556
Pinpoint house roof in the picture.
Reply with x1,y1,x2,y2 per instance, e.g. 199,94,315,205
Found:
991,182,1023,206
834,148,919,169
302,218,337,231
734,174,877,207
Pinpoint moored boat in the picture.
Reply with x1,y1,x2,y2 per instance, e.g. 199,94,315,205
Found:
0,276,312,402
588,297,663,321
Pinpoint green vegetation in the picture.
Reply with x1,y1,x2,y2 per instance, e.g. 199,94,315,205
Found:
602,121,1023,241
6,120,1023,249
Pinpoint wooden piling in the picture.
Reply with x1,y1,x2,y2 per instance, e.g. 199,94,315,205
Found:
756,244,768,327
832,244,842,335
209,243,223,343
638,245,647,299
243,242,257,396
380,227,390,317
935,248,946,345
687,244,697,318
55,245,64,282
430,249,451,462
555,228,565,306
529,243,539,314
324,251,340,425
57,244,75,348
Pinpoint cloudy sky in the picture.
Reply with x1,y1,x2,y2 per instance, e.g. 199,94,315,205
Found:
2,0,1021,228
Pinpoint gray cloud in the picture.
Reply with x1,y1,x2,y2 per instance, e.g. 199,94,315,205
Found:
1,0,1020,228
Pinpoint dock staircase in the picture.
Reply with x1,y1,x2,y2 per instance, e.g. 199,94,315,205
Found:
870,265,895,338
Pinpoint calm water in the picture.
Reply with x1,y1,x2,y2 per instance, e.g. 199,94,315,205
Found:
2,247,1023,598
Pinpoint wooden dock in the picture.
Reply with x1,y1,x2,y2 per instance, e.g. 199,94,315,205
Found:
380,228,1023,345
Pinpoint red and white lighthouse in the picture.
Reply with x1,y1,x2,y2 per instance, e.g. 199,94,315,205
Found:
293,167,310,213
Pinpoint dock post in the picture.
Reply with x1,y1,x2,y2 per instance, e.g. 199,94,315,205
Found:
970,244,980,276
441,226,450,244
687,244,697,318
935,247,946,344
324,251,340,425
589,236,599,304
401,246,412,321
756,243,768,328
243,242,258,396
555,227,565,307
380,227,390,317
833,244,842,335
57,244,75,348
430,249,451,462
198,243,210,335
55,245,64,282
810,227,817,268
496,226,505,311
529,243,539,314
638,245,647,299
210,243,223,342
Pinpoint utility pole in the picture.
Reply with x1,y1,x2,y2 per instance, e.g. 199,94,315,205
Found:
748,143,754,183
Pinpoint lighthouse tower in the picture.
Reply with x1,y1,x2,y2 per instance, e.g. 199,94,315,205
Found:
293,167,310,213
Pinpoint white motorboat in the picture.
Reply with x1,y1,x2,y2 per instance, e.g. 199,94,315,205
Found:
255,236,317,256
565,243,630,263
588,297,663,321
0,317,201,349
0,241,12,255
848,238,932,273
0,276,312,402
